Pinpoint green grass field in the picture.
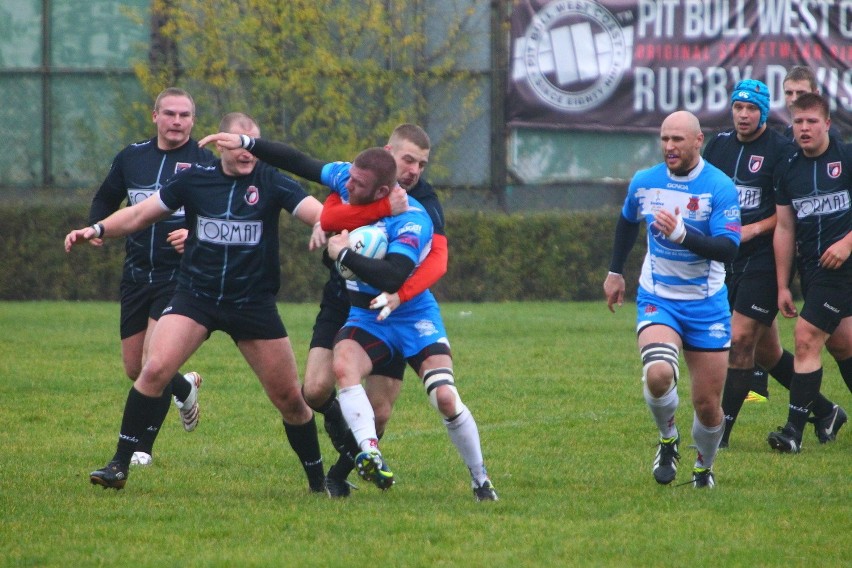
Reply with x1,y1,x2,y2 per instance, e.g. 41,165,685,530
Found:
1,301,849,567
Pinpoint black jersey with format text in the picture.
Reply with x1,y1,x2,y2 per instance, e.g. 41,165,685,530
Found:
703,127,795,273
158,160,311,303
88,137,214,285
776,138,852,276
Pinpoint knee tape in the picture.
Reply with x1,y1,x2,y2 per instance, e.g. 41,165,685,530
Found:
422,367,465,419
640,342,680,385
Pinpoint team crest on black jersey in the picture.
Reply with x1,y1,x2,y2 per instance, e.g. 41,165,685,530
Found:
748,156,764,173
827,161,842,178
175,162,192,173
245,185,260,205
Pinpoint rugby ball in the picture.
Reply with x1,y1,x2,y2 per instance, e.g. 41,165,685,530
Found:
335,225,388,280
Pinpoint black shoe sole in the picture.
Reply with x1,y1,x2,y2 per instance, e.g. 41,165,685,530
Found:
767,435,799,453
90,475,126,490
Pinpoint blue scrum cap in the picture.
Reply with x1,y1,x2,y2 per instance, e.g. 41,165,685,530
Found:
731,79,770,127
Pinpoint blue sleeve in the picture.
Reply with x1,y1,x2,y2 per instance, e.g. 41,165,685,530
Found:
620,178,641,222
386,205,433,265
709,177,741,246
320,162,352,200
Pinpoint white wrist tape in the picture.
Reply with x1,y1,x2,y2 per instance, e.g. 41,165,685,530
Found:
669,212,686,243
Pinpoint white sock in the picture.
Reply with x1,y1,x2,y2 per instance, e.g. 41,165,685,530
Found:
644,383,679,439
692,413,724,470
445,407,488,485
338,385,377,452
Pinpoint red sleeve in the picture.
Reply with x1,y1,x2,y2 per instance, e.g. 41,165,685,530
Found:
320,193,392,232
397,233,448,303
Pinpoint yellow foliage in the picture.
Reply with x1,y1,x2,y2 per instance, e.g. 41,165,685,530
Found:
135,0,483,166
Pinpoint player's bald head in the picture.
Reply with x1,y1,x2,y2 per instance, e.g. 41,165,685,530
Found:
661,111,701,136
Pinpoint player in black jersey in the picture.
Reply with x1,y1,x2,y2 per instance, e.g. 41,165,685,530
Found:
87,88,215,466
704,80,843,448
768,93,852,453
67,113,327,491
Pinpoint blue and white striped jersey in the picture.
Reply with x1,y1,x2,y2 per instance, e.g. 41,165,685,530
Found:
622,158,741,300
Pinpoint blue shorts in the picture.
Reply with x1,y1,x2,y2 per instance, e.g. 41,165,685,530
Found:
342,302,449,360
636,287,731,351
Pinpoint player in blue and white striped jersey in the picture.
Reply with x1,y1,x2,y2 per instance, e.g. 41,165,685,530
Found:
604,111,741,489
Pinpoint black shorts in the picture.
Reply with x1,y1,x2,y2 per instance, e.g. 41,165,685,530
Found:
727,269,778,326
163,291,287,341
799,270,852,334
119,279,178,339
309,273,350,350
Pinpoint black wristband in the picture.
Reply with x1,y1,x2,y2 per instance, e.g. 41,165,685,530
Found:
336,248,349,263
92,223,105,238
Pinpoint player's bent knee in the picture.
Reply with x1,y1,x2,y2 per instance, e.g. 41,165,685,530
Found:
422,367,465,419
641,342,679,387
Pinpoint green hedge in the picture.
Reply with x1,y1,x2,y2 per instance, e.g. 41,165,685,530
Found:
0,202,643,302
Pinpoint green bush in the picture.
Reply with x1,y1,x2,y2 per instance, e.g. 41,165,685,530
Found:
0,202,643,302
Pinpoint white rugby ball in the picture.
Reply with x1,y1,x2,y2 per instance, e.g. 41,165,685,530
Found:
336,225,388,280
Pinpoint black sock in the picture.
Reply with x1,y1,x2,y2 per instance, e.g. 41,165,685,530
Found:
750,366,769,397
722,368,753,443
170,372,190,403
328,451,355,481
788,368,822,434
768,350,793,390
135,381,173,455
283,416,325,491
321,397,356,454
837,356,852,395
113,387,162,467
305,389,337,414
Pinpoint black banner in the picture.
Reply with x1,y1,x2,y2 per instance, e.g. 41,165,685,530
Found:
508,0,852,134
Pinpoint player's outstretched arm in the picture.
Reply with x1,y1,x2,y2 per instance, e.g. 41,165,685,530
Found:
65,194,172,252
197,132,242,150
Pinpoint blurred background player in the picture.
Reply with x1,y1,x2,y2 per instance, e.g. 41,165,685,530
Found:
87,87,214,466
768,93,851,453
604,111,741,488
781,66,842,141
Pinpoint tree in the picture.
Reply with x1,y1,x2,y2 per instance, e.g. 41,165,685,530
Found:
134,0,483,185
